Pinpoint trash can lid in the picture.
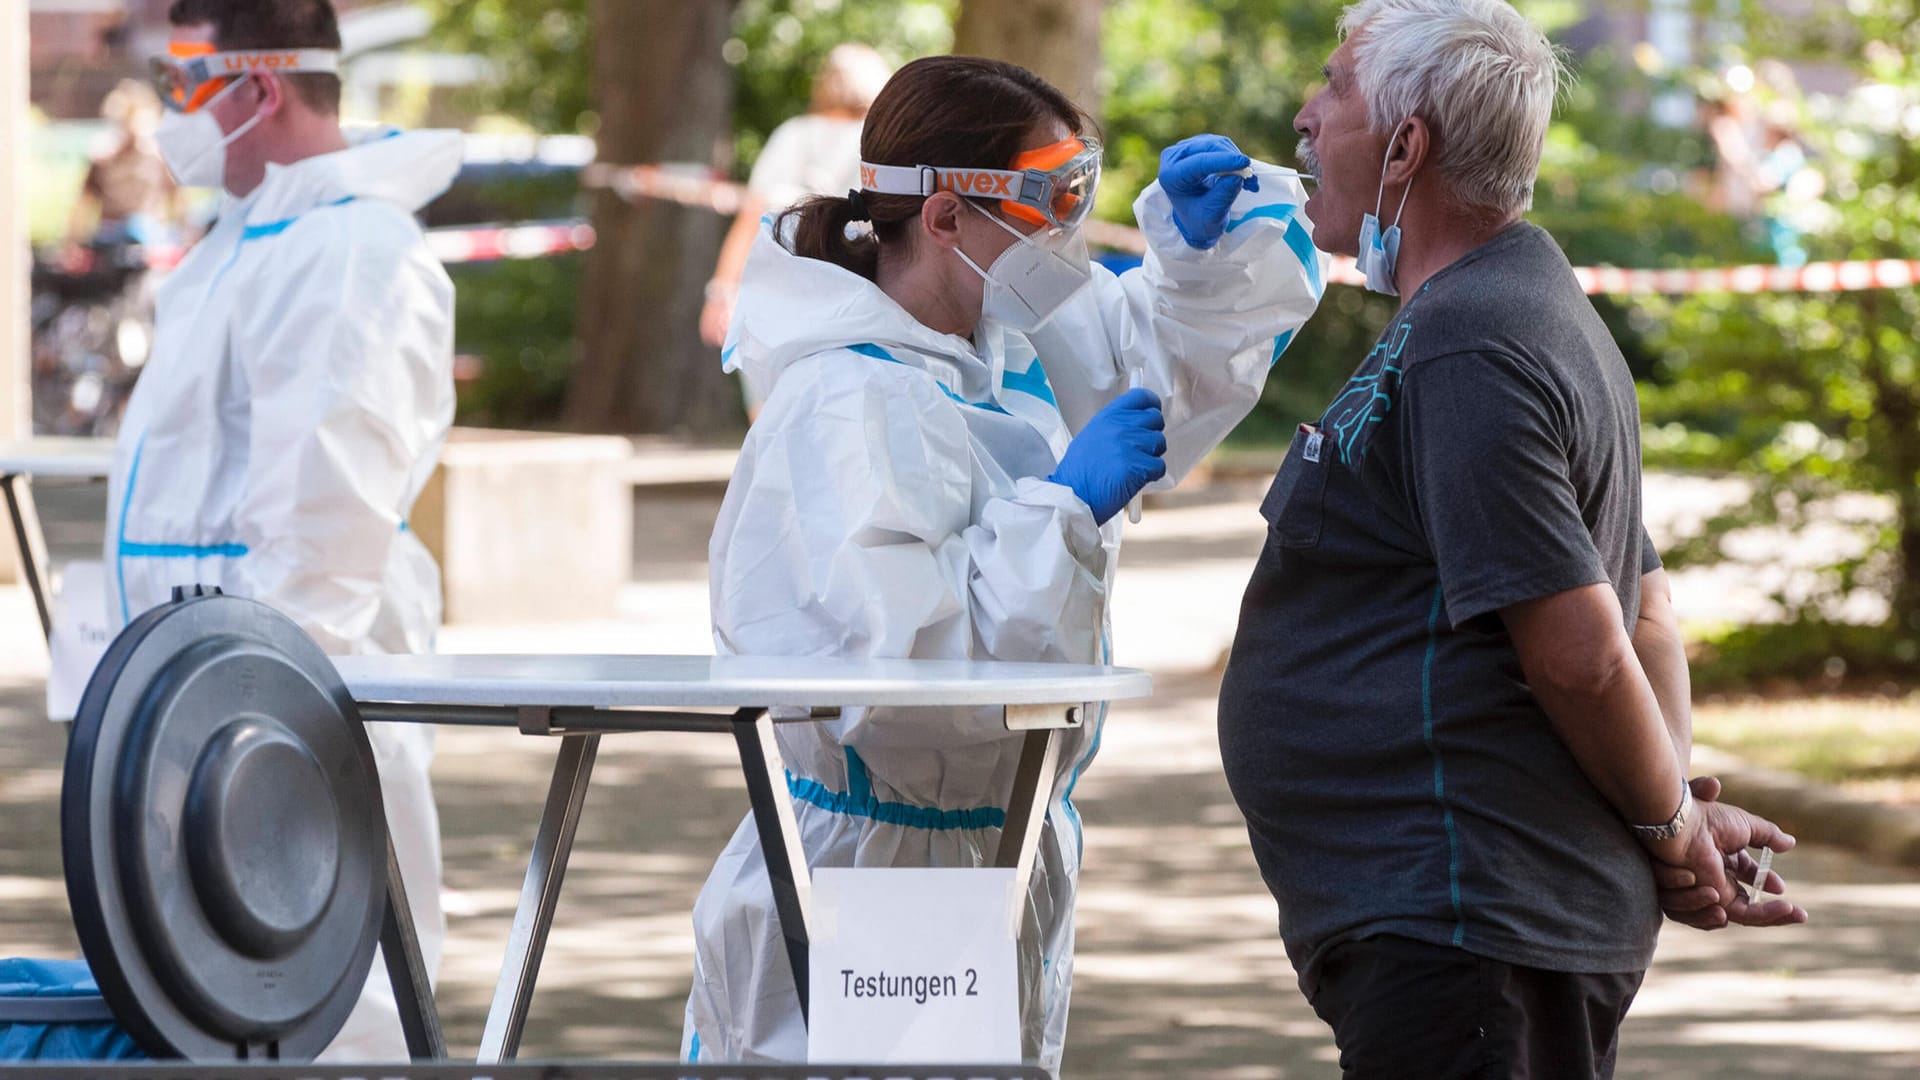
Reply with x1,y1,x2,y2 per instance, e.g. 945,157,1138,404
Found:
61,590,386,1059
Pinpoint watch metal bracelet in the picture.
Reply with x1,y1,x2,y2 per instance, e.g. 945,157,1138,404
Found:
1630,780,1693,841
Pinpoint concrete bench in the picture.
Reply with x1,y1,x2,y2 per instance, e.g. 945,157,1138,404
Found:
411,428,637,624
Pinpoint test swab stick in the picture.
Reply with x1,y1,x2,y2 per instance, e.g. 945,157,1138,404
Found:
1127,369,1145,524
1748,846,1775,903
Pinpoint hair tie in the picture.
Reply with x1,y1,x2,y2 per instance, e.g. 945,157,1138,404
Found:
845,188,871,222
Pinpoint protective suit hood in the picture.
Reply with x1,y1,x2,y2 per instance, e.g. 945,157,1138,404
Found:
243,127,463,227
723,216,1011,409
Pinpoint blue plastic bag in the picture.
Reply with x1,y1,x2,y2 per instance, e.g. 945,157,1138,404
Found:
0,958,145,1060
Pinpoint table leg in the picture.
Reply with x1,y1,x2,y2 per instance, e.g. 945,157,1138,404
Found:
730,707,813,1022
378,833,447,1060
477,732,600,1064
993,729,1062,935
2,473,53,644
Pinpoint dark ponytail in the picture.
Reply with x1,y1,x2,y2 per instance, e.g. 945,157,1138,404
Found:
778,55,1097,281
783,192,881,280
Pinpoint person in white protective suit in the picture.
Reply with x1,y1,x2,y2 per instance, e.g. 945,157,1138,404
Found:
683,55,1325,1071
105,0,456,1060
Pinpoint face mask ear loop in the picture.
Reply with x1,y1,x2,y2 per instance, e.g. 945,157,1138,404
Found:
222,106,265,152
970,197,1050,248
952,243,992,280
1376,120,1414,226
1388,157,1415,231
950,202,996,280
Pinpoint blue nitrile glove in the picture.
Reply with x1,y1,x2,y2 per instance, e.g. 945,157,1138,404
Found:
1047,387,1169,525
1159,134,1260,250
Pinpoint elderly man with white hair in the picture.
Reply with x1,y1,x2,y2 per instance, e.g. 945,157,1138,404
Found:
1217,1,1808,1075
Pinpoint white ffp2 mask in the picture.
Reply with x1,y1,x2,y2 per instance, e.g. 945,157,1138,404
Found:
953,202,1094,333
155,76,262,190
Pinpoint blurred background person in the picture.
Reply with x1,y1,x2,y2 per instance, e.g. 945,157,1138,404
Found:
1755,108,1824,268
1703,92,1763,220
62,79,181,267
699,42,893,420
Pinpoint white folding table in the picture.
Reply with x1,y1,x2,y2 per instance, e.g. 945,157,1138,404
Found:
334,653,1152,1064
0,436,115,643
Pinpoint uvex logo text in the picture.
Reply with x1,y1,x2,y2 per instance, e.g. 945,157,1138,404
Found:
860,165,878,189
936,171,1015,197
223,53,301,72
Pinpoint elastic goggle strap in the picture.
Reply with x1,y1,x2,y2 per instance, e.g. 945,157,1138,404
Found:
157,48,341,111
859,136,1100,229
859,161,1023,200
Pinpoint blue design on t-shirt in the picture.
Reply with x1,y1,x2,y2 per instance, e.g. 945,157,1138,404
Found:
1320,318,1414,466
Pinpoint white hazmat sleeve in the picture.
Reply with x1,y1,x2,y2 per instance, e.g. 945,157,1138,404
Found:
709,352,1108,751
225,202,455,656
1029,168,1326,483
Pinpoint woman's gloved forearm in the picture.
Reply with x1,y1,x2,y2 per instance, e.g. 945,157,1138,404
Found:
1159,133,1259,250
1046,387,1168,524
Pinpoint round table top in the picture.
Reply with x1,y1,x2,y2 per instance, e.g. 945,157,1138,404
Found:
0,437,115,478
333,653,1152,709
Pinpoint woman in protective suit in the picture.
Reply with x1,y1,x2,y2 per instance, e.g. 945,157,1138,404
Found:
686,55,1324,1071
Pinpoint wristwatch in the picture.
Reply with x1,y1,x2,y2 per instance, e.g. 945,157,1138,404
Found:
1630,781,1693,841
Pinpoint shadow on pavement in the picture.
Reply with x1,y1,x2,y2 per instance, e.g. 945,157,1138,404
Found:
4,665,1919,1077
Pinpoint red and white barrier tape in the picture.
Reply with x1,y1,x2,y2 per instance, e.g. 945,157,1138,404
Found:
586,163,1918,297
581,162,747,216
138,220,597,271
1571,259,1920,296
424,220,597,264
133,165,1919,293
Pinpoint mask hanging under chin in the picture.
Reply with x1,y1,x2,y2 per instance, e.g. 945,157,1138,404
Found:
1355,121,1414,297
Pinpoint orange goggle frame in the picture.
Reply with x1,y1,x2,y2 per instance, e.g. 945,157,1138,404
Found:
859,136,1103,230
152,43,340,113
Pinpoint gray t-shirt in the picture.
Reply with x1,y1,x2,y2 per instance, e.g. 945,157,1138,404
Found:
1218,222,1664,990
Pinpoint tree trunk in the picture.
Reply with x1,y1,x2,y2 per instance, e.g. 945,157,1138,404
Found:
1886,396,1920,637
954,0,1105,118
565,0,741,436
1862,290,1920,638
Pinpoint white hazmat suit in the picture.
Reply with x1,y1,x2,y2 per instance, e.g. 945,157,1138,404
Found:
684,167,1324,1071
103,128,461,1061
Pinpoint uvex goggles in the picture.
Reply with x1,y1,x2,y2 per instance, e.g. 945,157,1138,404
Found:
152,42,340,114
860,135,1102,231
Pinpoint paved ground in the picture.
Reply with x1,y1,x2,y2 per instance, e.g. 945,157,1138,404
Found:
4,479,1919,1076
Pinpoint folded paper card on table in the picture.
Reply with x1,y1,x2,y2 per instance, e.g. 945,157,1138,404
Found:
47,561,111,723
807,867,1021,1065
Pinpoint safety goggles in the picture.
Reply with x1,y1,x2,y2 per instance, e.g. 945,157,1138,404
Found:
151,42,340,114
860,135,1103,231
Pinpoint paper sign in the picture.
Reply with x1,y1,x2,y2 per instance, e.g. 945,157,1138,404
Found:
47,561,112,722
807,867,1021,1065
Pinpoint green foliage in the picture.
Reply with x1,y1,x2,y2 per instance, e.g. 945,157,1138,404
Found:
1098,1,1756,430
447,256,582,429
1690,620,1920,696
424,0,954,170
1636,0,1920,646
425,0,595,133
723,0,954,173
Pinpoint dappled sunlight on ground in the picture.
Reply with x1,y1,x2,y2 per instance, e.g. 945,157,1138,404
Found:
3,481,1918,1075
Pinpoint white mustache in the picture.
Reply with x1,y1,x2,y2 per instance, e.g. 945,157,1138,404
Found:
1297,139,1321,182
